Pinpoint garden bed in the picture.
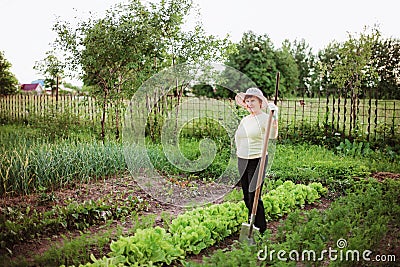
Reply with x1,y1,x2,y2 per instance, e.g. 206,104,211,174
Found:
1,174,399,266
0,175,183,265
1,173,330,266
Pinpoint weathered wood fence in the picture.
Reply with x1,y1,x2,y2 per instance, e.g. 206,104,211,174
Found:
1,92,399,144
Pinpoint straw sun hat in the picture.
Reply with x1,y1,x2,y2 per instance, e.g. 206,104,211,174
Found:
235,87,268,109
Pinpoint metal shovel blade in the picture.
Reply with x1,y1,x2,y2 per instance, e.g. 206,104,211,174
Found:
239,222,259,245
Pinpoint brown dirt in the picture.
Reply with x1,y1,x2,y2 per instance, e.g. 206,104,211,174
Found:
0,174,184,264
1,172,399,266
371,171,400,181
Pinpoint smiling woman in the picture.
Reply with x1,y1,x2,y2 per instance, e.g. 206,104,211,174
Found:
234,87,279,235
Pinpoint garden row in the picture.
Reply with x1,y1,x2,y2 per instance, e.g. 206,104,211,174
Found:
1,124,400,197
0,125,232,196
1,192,149,252
187,178,400,267
69,181,327,266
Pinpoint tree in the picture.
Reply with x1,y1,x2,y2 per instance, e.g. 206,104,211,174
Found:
329,26,380,134
312,41,341,97
53,0,230,141
34,51,65,97
224,31,299,98
0,51,18,95
371,38,400,99
275,41,299,96
285,39,315,97
224,31,277,97
331,27,379,93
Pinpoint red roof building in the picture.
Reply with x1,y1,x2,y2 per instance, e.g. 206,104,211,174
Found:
20,83,44,94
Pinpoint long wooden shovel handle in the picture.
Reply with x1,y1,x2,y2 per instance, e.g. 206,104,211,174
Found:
249,72,279,229
274,72,280,105
250,110,274,217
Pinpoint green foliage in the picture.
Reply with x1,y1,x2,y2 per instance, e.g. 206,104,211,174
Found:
180,118,229,139
33,50,64,93
279,119,400,167
225,31,299,97
269,178,400,266
191,84,234,99
170,202,247,253
0,50,18,95
0,194,149,251
272,144,370,181
109,227,184,265
29,105,83,140
336,138,373,157
371,37,400,99
262,181,327,219
0,214,157,267
285,39,316,96
280,121,342,147
310,26,400,100
194,178,400,267
146,137,233,181
53,0,232,141
34,230,119,267
185,243,259,267
84,201,246,266
331,26,379,93
2,123,398,198
80,182,325,266
274,43,300,94
37,186,57,204
313,42,341,94
223,187,244,203
0,137,126,196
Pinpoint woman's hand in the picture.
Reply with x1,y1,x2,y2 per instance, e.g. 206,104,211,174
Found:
268,103,278,120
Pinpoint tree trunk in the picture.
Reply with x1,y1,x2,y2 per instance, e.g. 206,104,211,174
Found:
115,82,121,141
115,105,120,141
101,89,108,144
56,76,59,111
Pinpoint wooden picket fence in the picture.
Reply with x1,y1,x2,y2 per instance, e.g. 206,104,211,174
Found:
1,92,399,144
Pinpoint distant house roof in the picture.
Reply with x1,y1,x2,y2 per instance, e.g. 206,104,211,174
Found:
21,83,42,91
20,83,44,94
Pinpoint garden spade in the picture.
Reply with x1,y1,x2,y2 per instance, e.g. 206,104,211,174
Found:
239,72,279,245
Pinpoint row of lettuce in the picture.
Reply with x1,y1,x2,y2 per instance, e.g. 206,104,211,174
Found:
65,181,327,266
186,178,400,267
63,178,400,267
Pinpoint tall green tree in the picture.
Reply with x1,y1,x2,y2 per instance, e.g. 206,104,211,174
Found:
224,31,277,97
329,26,380,133
0,51,18,95
34,51,64,97
371,38,400,99
331,27,379,94
275,41,299,96
224,31,299,98
312,41,341,97
53,0,230,141
285,39,315,97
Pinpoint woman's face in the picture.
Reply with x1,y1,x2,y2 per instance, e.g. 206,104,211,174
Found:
244,96,262,114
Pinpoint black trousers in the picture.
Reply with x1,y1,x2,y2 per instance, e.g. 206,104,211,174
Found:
238,157,267,233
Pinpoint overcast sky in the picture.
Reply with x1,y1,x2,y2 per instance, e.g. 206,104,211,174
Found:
1,0,399,85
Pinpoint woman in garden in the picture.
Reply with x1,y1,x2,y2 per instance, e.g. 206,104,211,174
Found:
234,87,278,234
